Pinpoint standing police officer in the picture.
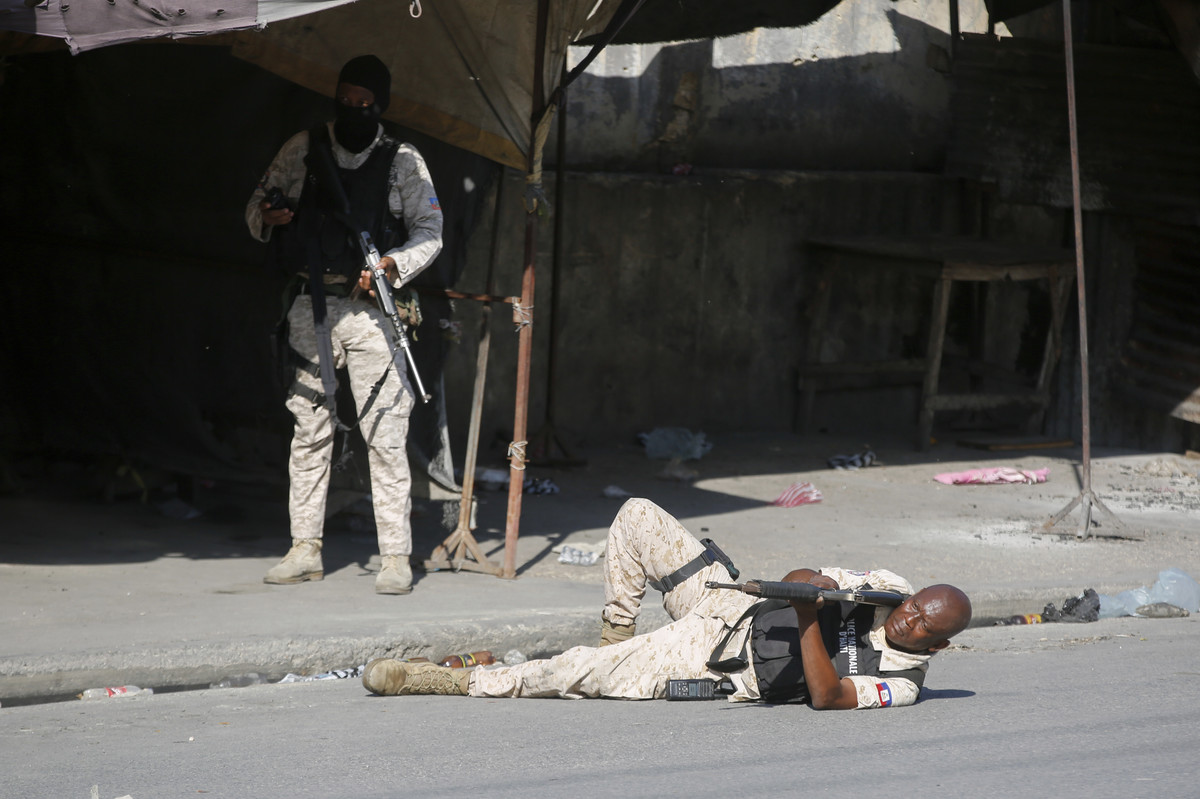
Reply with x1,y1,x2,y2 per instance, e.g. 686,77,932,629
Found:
245,55,443,595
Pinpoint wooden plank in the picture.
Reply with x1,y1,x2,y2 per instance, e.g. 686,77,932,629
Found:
957,435,1076,451
925,392,1049,411
798,359,926,376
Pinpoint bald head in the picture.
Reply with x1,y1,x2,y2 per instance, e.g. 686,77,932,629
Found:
920,584,973,639
884,583,973,653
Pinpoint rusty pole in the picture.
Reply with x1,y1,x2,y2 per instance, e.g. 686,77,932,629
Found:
502,0,552,578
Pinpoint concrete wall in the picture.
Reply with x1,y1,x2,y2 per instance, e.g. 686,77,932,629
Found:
440,168,1062,452
554,0,997,172
436,1,1108,455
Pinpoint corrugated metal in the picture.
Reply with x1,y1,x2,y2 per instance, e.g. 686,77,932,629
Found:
945,34,1200,219
1119,221,1200,424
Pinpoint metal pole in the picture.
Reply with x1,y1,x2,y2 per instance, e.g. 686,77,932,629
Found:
528,80,584,466
502,0,551,579
1043,0,1124,538
459,174,506,534
547,84,566,432
424,173,507,576
1064,0,1091,500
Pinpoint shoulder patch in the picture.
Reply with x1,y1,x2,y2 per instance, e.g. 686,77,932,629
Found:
876,681,894,707
429,197,441,211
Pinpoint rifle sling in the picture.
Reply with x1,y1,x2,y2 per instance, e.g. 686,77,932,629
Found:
298,130,396,437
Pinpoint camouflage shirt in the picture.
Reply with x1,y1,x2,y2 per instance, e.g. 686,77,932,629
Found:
246,121,443,288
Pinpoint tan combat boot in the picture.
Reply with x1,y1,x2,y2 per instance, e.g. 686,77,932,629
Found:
375,555,413,595
599,616,636,647
362,659,471,696
263,538,324,584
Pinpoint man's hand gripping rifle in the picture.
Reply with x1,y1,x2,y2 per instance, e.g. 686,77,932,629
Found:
305,132,431,405
356,231,431,404
706,579,907,608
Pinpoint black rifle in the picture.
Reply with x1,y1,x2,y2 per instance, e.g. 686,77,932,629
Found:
705,580,907,607
356,230,431,403
304,133,431,404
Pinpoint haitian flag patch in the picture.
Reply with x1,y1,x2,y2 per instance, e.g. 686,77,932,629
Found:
876,681,893,707
429,197,441,210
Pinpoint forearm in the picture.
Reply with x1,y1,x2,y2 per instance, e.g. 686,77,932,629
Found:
384,227,442,287
245,186,269,242
793,606,858,710
246,131,310,242
386,144,444,287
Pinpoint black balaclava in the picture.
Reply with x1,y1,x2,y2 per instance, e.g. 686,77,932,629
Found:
334,55,391,153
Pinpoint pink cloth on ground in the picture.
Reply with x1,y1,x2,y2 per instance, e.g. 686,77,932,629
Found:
772,481,823,506
933,467,1049,485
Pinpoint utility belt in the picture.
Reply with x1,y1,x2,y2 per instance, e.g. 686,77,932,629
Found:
295,272,362,300
291,272,424,326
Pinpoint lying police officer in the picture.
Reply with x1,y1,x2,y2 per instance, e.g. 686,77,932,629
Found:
362,498,972,707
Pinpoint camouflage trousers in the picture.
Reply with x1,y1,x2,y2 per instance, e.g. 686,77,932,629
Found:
470,498,762,700
285,294,415,556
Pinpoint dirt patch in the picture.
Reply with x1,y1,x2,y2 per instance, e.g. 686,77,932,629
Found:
1099,458,1200,515
953,521,1090,549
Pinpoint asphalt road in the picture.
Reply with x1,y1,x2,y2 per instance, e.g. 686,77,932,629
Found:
5,615,1198,799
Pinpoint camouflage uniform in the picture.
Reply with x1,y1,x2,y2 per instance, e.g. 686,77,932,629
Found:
470,498,763,700
246,121,442,559
470,499,933,706
283,294,415,555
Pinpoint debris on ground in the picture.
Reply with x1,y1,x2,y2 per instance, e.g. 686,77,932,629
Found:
79,685,153,700
602,484,633,499
155,496,202,521
1134,602,1189,618
523,477,559,494
1099,567,1200,618
473,467,509,490
209,673,264,689
556,541,605,566
994,588,1100,626
772,481,823,507
1041,588,1100,623
438,651,494,668
277,665,364,683
827,449,876,470
658,457,699,482
638,427,713,460
934,467,1049,485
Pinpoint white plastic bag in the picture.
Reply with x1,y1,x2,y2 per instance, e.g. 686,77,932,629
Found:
1098,568,1200,618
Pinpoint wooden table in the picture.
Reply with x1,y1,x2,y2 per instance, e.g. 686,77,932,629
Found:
799,236,1075,449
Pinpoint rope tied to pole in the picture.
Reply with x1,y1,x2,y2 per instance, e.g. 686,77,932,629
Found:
511,299,533,330
523,101,557,214
507,440,528,470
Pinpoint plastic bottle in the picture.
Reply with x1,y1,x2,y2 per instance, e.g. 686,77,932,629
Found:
438,651,495,668
994,613,1043,626
79,685,153,700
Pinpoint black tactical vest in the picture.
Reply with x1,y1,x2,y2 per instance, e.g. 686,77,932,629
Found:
750,598,926,704
274,126,405,288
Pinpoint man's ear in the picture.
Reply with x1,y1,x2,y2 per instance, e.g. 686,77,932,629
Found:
928,639,951,653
